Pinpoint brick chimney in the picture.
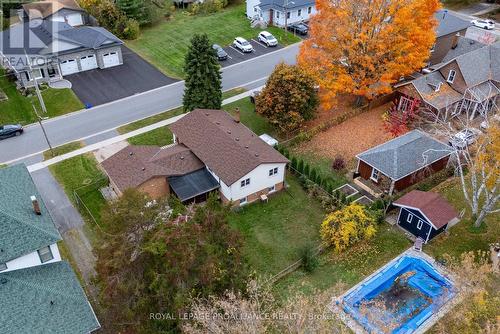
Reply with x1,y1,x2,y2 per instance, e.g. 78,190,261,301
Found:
451,33,460,49
234,107,240,123
30,195,41,215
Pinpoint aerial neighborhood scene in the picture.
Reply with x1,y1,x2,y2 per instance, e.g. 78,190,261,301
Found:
0,0,499,333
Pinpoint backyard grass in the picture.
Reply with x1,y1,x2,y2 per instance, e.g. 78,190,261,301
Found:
224,97,276,136
43,141,83,160
426,177,500,261
0,70,84,125
48,153,107,224
228,176,325,275
275,224,411,299
126,4,301,78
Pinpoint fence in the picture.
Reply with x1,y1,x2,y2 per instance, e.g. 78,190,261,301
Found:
73,175,109,233
269,244,325,283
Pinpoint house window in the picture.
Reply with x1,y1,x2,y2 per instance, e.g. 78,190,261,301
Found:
276,11,280,19
370,168,379,182
240,178,250,187
447,70,456,83
0,263,7,272
240,197,247,205
430,43,435,52
268,185,276,192
33,69,43,80
38,246,54,263
417,220,424,230
287,11,290,19
308,6,312,14
398,96,414,112
407,213,413,223
298,9,302,16
269,167,279,176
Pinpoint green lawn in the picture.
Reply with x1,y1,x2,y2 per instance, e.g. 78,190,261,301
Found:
228,176,325,275
426,177,500,261
0,70,83,125
224,97,277,137
275,224,411,299
127,126,174,146
126,5,301,78
49,153,107,224
43,141,83,160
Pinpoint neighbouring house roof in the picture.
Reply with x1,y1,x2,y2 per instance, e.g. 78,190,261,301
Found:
0,261,100,334
22,0,83,20
410,71,463,110
169,109,289,186
356,130,451,181
101,144,205,193
434,10,471,38
0,164,61,264
258,0,315,11
441,37,486,63
169,168,220,202
394,190,459,229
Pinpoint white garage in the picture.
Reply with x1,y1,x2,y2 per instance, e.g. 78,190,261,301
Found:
80,55,98,71
59,59,79,75
102,52,120,68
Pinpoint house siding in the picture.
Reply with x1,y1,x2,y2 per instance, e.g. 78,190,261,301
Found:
357,160,373,180
398,207,433,241
429,29,467,65
2,243,61,273
394,156,449,191
438,61,468,94
221,180,285,207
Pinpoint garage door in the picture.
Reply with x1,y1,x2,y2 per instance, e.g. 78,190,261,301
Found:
60,59,79,75
80,55,98,71
102,52,120,68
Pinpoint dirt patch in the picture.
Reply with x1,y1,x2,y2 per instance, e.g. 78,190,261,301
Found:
295,104,393,166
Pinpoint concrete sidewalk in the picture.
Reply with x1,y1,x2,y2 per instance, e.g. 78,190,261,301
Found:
26,87,263,172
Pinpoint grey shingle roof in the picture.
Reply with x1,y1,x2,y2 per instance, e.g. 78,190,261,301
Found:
0,164,61,263
434,10,471,37
411,71,462,109
455,46,492,87
0,261,100,334
441,37,485,63
259,0,315,11
356,130,451,181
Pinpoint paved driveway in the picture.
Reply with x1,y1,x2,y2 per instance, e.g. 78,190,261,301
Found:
67,46,177,106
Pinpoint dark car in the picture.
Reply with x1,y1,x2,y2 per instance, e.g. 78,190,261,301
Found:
0,124,23,140
287,23,308,35
212,44,228,60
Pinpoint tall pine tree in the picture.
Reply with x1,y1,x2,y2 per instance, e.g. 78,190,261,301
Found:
183,34,222,112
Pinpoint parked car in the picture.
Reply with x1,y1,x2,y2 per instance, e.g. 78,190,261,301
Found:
471,19,495,30
249,89,262,104
258,31,278,47
449,128,479,149
212,44,228,60
287,23,308,35
0,124,23,140
233,37,254,53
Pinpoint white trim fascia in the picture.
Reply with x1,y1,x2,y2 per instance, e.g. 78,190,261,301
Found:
392,204,439,230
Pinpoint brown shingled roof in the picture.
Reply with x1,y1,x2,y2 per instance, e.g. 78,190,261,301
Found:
168,109,289,185
23,0,83,19
394,190,459,229
101,144,204,193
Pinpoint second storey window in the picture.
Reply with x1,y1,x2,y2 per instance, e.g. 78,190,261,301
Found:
308,7,312,14
298,9,302,16
287,11,290,19
240,178,250,187
38,246,54,263
447,70,456,83
269,167,279,176
0,263,7,272
276,11,280,19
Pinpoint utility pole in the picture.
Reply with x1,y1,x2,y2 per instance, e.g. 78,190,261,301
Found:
25,52,48,114
32,102,53,156
284,0,295,36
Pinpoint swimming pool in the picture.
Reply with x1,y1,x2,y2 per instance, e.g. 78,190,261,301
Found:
340,255,456,334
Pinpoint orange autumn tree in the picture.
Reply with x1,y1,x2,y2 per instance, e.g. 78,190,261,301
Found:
298,0,440,108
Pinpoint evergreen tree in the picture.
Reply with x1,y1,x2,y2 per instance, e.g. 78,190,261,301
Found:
116,0,141,20
304,164,310,178
297,159,304,174
183,34,222,112
291,157,298,170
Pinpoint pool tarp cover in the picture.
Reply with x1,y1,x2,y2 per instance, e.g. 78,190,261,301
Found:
342,256,456,334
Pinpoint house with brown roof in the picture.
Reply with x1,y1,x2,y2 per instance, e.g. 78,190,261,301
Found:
395,40,500,121
393,190,459,243
101,109,289,206
20,0,87,26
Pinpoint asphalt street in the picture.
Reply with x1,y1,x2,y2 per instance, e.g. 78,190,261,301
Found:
0,43,300,164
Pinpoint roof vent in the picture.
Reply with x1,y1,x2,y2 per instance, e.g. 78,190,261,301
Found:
205,113,210,116
180,156,184,160
0,278,7,284
31,195,41,215
50,301,54,306
235,137,239,141
129,152,133,156
245,145,249,149
255,153,259,157
227,130,231,134
216,121,220,125
141,167,146,171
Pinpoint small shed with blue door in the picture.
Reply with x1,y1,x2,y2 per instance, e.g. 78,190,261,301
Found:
393,190,459,243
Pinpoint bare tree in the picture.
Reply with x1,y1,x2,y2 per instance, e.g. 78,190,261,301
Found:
417,106,499,228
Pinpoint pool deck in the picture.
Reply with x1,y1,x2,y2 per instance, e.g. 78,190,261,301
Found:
329,248,463,334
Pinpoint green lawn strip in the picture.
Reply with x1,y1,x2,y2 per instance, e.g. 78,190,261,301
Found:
43,141,83,160
57,239,86,286
127,126,174,146
48,153,107,226
117,106,184,134
425,177,500,261
222,87,247,100
126,5,301,78
275,225,411,299
228,176,325,275
0,70,83,125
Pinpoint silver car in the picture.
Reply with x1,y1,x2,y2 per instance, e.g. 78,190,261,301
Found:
449,129,479,149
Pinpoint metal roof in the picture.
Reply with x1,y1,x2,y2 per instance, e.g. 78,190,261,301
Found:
168,168,220,202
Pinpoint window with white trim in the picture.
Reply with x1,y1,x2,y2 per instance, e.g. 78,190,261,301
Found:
407,213,413,223
240,178,250,187
0,263,7,272
276,11,280,19
370,168,379,182
268,185,275,192
298,9,302,16
417,220,424,230
398,96,414,112
269,167,279,176
308,6,312,14
38,246,54,263
447,70,456,83
240,197,247,205
287,11,290,19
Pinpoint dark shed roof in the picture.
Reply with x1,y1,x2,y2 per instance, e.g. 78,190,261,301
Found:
168,168,220,202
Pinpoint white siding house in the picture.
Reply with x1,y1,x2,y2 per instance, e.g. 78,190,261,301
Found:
1,243,61,273
246,0,316,27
